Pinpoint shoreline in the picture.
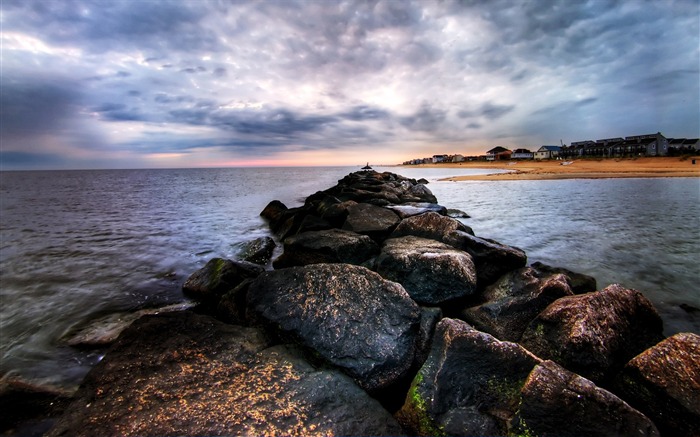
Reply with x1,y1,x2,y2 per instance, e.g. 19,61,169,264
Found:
400,156,700,181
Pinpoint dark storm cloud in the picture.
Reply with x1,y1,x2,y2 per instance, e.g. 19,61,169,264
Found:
0,76,81,137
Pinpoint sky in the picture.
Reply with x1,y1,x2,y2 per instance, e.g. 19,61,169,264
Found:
1,0,699,170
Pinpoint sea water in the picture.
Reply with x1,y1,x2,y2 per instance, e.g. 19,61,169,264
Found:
1,167,698,390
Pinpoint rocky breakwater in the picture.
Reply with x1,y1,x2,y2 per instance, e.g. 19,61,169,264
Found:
41,170,699,437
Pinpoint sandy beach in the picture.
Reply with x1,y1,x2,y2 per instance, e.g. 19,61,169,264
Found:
402,157,700,181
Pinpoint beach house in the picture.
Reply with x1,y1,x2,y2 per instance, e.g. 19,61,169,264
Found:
485,147,511,161
534,145,561,160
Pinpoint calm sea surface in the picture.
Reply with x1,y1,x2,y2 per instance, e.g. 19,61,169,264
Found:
1,167,698,390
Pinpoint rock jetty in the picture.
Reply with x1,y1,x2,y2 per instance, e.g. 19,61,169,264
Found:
33,170,698,436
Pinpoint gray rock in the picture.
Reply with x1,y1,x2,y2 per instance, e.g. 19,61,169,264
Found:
273,229,379,268
374,236,477,305
396,318,541,436
459,267,573,342
390,211,473,242
342,203,400,241
615,332,700,437
444,230,527,288
246,264,421,394
182,258,263,308
520,284,664,384
513,360,659,437
48,312,403,437
385,203,448,219
446,208,470,218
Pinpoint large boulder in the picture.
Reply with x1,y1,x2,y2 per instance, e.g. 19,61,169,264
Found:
272,229,379,268
459,267,573,342
341,203,400,241
246,264,422,394
513,360,659,437
396,318,541,436
615,332,700,437
374,236,478,305
182,258,263,308
48,312,403,437
390,211,474,242
531,261,597,294
444,230,527,288
520,284,664,384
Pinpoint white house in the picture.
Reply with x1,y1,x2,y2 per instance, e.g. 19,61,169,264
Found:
534,145,562,160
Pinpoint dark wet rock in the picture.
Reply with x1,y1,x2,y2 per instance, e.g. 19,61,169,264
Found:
513,360,659,437
259,199,294,235
48,312,403,437
444,230,527,288
0,377,72,436
295,214,332,234
216,278,253,325
615,332,700,437
341,203,400,241
390,211,474,242
680,302,700,313
459,267,573,342
396,318,541,436
385,203,448,219
520,284,664,384
446,208,470,218
246,264,421,394
414,307,442,372
531,261,597,294
374,236,477,305
417,178,429,184
182,257,264,309
272,229,379,268
238,236,276,265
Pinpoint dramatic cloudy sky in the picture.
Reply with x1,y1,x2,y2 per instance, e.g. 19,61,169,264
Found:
1,0,698,169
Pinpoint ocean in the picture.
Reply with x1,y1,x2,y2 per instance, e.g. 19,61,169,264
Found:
1,166,698,391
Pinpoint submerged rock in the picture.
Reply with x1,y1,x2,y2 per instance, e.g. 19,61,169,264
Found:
531,261,597,294
182,257,263,308
520,284,664,384
459,267,573,342
396,318,541,436
374,236,477,305
246,263,421,394
48,312,403,437
238,236,276,265
615,332,700,437
514,360,659,437
272,229,379,268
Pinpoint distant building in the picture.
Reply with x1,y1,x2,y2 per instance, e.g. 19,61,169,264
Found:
511,148,534,159
485,147,512,161
432,154,449,163
534,145,561,160
451,154,465,163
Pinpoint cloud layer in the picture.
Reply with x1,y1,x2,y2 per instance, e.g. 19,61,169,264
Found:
1,0,698,169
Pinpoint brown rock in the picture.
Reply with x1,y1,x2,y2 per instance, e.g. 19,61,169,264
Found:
615,332,700,437
520,284,664,384
514,360,659,437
